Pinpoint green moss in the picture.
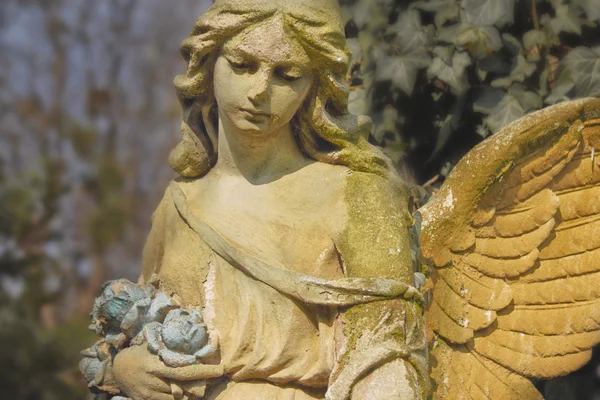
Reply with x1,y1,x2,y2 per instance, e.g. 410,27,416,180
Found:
338,170,412,281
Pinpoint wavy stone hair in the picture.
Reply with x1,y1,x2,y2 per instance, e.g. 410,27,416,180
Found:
169,2,391,178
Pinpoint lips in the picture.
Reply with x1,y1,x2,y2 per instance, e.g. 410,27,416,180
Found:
240,107,271,119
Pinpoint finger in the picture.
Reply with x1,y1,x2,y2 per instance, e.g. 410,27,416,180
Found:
145,375,173,394
147,393,175,400
171,382,184,400
179,380,207,398
149,363,224,381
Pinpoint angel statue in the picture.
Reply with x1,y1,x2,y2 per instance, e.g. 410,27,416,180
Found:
80,0,600,399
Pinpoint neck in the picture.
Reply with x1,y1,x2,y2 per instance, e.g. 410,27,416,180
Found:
214,114,309,183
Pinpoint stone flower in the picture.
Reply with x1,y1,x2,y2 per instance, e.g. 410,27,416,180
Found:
90,279,148,338
79,342,119,394
121,291,177,340
144,309,216,367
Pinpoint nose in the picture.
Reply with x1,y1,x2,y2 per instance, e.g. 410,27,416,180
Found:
247,69,270,105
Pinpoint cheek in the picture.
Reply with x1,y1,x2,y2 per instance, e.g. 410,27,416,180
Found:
214,60,245,109
270,83,311,121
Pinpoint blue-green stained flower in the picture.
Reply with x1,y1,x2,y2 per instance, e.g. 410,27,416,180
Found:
121,292,177,339
142,309,216,367
90,279,148,336
161,309,208,354
79,345,104,384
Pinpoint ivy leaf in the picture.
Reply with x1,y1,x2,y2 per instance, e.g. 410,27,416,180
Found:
486,93,525,133
562,46,600,97
411,0,460,27
476,122,490,138
509,83,542,111
461,0,515,28
373,106,400,142
523,29,548,51
348,88,370,116
478,53,512,75
456,25,502,59
376,50,431,95
473,87,505,114
550,4,585,35
347,38,362,66
545,66,575,104
433,45,455,65
502,33,522,56
388,9,433,53
491,55,537,88
580,0,600,21
358,31,376,72
352,0,372,29
427,51,472,93
437,24,463,44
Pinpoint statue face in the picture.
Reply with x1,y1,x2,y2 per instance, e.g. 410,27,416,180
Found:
213,17,314,135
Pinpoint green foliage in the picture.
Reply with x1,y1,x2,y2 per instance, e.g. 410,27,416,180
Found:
342,0,600,181
0,184,35,237
0,306,95,400
343,0,599,395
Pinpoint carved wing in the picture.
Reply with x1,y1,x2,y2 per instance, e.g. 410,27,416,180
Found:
419,98,600,399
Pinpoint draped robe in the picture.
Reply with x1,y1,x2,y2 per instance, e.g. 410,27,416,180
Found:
138,171,429,400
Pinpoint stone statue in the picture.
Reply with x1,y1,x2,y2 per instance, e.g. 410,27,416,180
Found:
80,0,600,399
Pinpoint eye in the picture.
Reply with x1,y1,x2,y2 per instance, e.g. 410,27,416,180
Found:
275,66,302,82
226,57,252,72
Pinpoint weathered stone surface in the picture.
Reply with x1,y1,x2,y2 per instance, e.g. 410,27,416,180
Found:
80,0,600,398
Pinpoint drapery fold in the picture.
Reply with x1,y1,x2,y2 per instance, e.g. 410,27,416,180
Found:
170,182,422,308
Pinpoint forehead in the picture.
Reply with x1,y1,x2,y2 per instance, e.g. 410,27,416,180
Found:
223,16,311,66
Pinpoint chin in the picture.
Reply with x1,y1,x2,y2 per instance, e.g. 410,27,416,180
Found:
234,119,274,135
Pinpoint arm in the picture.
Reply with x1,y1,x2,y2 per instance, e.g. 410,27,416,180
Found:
329,172,429,400
114,185,224,399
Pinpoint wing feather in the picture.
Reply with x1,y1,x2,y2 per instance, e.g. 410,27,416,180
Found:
428,301,474,344
472,334,592,378
518,247,600,282
483,189,560,237
422,98,600,399
495,301,600,335
433,278,496,331
539,217,600,258
431,340,542,400
438,267,512,310
476,329,599,357
461,249,540,278
511,271,600,304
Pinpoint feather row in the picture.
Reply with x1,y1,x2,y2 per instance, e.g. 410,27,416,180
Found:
431,339,542,400
461,249,539,279
439,266,512,310
473,333,593,378
475,328,599,357
476,189,559,239
503,124,581,191
550,151,600,191
556,183,600,221
433,278,496,331
518,246,600,283
495,124,582,210
474,219,554,259
496,299,600,335
539,217,600,259
427,301,473,344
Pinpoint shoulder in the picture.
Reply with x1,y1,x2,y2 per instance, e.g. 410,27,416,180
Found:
344,170,411,219
336,170,414,280
150,179,202,228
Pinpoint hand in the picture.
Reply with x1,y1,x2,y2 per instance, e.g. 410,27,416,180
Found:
113,344,224,400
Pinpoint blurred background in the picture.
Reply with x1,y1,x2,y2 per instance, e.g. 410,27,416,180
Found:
0,0,598,399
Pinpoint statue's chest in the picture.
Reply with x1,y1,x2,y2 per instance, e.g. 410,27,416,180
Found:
187,179,347,278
